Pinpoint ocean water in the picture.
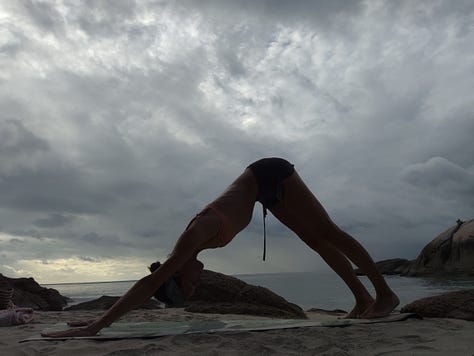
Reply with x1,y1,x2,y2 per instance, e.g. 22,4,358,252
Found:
45,272,474,311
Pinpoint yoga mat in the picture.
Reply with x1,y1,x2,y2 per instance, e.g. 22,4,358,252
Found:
22,313,421,342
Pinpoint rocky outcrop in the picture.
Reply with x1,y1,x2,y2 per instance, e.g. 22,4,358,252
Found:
186,270,307,319
401,289,474,321
0,274,68,311
358,219,474,277
64,295,162,311
354,258,411,276
401,219,474,276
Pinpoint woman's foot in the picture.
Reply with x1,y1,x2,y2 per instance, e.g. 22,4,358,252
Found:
360,292,400,319
344,295,374,319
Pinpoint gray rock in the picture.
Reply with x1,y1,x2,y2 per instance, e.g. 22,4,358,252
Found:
186,270,307,319
402,219,474,276
401,289,474,321
0,273,68,311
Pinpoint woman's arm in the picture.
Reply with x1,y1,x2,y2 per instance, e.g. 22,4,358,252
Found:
42,213,219,338
42,272,159,337
90,252,194,331
42,253,191,338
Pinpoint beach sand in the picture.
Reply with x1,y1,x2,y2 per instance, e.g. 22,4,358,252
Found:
1,308,473,356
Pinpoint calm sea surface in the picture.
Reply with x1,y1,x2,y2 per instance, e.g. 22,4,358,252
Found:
45,272,474,311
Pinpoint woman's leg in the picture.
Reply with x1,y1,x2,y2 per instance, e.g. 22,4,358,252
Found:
270,204,374,318
272,172,399,318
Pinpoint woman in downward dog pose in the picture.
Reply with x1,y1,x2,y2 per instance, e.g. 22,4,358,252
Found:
44,158,399,338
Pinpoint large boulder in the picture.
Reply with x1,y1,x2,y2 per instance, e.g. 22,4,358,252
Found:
0,274,68,310
401,289,474,321
186,270,307,319
401,219,474,276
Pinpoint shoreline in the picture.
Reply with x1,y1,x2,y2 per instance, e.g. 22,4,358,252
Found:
1,308,473,355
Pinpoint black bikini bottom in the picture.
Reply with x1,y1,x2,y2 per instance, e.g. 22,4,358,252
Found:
247,157,295,261
247,157,295,209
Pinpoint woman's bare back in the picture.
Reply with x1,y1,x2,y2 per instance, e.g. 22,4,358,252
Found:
211,168,258,233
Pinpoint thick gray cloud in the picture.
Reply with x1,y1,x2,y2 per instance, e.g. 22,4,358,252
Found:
33,213,76,228
0,0,473,283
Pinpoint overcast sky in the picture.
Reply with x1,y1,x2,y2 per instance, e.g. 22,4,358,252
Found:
1,0,473,284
